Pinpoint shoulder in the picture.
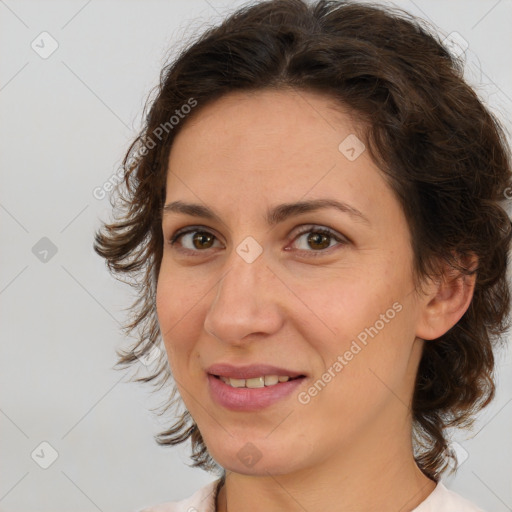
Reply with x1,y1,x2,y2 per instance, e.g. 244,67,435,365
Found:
137,479,220,512
414,481,486,512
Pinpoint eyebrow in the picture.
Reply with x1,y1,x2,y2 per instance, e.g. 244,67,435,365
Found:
162,198,370,227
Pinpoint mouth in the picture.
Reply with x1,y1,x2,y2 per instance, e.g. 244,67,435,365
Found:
207,373,307,412
205,364,308,411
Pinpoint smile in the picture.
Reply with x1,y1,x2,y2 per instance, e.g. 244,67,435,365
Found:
208,374,306,411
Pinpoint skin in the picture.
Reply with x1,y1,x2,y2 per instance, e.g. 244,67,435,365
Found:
156,88,476,512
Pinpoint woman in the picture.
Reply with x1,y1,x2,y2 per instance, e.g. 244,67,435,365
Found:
94,1,511,510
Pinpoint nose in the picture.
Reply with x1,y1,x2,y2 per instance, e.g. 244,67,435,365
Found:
203,248,284,346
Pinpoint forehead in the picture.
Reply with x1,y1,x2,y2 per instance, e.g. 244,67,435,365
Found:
163,88,400,232
171,87,359,151
167,88,371,185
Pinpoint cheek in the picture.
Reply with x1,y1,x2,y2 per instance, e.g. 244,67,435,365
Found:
296,261,416,380
295,267,403,340
156,264,209,328
316,290,418,408
155,272,201,370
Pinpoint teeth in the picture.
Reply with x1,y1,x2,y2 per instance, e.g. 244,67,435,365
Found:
219,375,292,388
246,377,265,388
264,375,279,386
227,377,245,388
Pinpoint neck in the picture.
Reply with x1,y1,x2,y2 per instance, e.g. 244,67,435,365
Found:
215,418,436,512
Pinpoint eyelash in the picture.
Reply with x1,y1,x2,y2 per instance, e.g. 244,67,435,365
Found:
167,225,348,258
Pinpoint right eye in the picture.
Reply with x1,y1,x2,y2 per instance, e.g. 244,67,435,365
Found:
168,227,223,255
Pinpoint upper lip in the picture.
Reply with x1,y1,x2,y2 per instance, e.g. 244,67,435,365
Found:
206,363,306,380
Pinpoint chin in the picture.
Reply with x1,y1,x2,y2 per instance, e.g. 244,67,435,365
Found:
217,457,296,477
205,438,305,477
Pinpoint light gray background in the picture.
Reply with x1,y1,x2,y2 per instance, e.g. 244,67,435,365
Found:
1,0,511,511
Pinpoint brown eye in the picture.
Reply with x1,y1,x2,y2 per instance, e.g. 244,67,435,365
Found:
169,228,222,254
190,232,215,250
306,232,331,250
291,226,348,255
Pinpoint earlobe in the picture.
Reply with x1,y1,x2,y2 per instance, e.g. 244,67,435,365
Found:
415,255,478,341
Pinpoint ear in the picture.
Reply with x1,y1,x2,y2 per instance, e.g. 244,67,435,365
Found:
415,254,478,341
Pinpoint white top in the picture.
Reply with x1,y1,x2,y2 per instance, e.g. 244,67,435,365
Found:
138,478,486,512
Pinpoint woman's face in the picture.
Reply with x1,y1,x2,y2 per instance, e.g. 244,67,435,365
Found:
156,88,427,475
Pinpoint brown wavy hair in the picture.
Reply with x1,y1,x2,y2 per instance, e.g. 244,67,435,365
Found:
94,0,512,481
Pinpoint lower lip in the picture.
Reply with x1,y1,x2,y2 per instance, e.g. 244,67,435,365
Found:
207,374,305,411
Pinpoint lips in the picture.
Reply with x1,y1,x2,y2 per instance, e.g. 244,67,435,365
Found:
207,373,306,411
205,363,307,410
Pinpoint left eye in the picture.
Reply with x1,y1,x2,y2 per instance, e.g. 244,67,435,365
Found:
168,226,347,255
292,227,346,254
